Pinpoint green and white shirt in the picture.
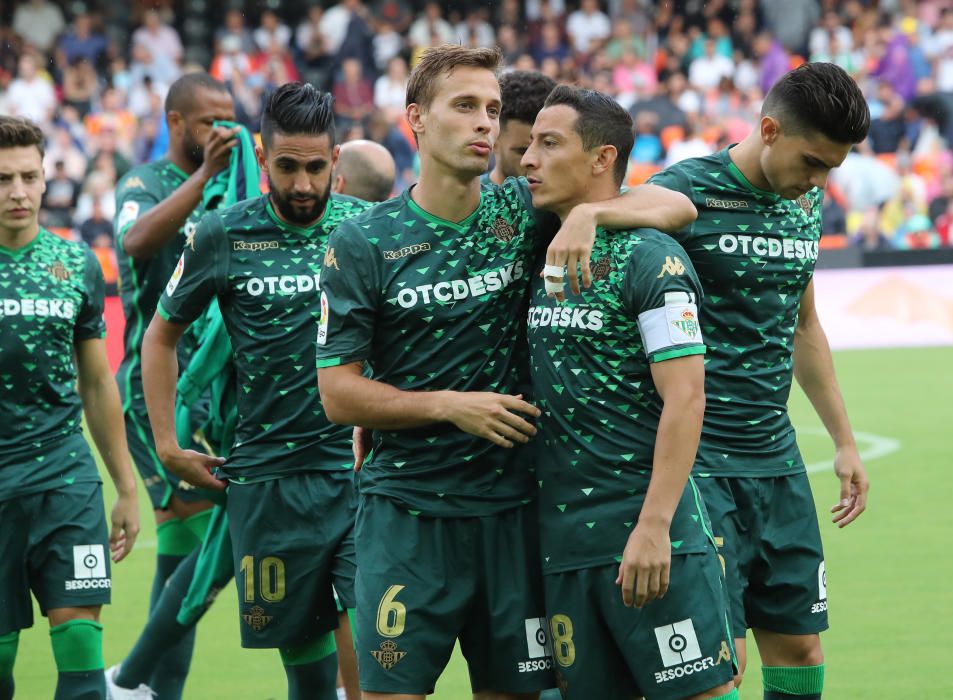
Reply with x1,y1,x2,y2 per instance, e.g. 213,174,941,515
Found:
649,148,824,477
0,229,105,499
528,228,711,573
316,179,555,517
159,193,372,480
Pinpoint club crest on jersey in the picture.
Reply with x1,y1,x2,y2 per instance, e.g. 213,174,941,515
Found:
48,261,71,281
656,255,686,278
672,309,699,337
589,255,613,281
492,217,516,242
324,247,339,270
797,195,813,215
242,605,273,631
371,640,407,670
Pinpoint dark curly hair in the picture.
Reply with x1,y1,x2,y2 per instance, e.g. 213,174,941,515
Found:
500,70,557,129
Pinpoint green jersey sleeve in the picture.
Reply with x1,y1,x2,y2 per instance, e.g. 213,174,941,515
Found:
315,219,382,368
74,245,107,342
114,174,161,242
157,213,228,325
621,236,705,363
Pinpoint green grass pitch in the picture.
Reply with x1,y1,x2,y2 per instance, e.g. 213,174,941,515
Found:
11,347,951,698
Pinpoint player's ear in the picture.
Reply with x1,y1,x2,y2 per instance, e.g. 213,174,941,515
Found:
166,110,184,133
591,144,617,178
255,144,267,172
406,103,425,137
332,173,345,194
761,116,781,146
331,143,341,170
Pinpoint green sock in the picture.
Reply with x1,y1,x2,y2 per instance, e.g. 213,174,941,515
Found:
280,633,338,700
50,620,105,700
142,519,200,699
763,664,824,699
0,631,17,700
116,548,200,700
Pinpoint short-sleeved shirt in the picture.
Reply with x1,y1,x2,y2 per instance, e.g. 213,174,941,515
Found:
114,159,204,413
158,193,371,481
527,228,709,573
316,180,555,517
649,149,824,477
0,229,105,500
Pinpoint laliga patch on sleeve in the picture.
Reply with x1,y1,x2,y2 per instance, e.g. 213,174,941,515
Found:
117,200,140,231
166,254,185,296
317,291,329,345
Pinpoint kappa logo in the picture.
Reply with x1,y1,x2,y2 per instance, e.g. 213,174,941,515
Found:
233,240,279,252
48,261,71,281
184,222,198,251
590,255,613,281
656,255,686,278
242,605,273,631
324,247,339,270
492,217,516,242
383,242,431,260
371,640,407,670
122,176,146,191
705,197,749,209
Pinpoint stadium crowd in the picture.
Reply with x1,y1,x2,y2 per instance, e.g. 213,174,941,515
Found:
2,0,953,263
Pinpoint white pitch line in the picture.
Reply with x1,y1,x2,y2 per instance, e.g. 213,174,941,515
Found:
798,427,902,474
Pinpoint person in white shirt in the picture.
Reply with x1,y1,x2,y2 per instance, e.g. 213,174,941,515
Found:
688,38,735,90
12,0,65,53
320,0,360,56
373,56,409,119
132,10,183,66
253,9,292,53
408,2,454,49
566,0,611,55
6,54,57,129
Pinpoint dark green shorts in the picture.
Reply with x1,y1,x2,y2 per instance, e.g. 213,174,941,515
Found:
543,550,735,700
0,481,111,635
697,474,828,638
354,495,553,695
226,470,356,649
125,407,213,510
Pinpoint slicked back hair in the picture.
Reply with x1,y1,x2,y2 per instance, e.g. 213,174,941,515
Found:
762,62,870,145
500,70,557,129
260,82,336,149
0,116,44,157
406,45,502,111
542,85,633,187
165,72,229,116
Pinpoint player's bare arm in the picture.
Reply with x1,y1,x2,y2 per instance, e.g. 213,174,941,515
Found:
319,362,540,449
616,354,705,608
545,184,697,298
141,313,225,491
121,126,238,259
793,279,869,527
75,337,140,562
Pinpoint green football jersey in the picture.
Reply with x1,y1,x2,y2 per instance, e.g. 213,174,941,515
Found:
527,228,711,573
158,193,371,480
316,179,554,517
649,148,824,477
114,159,204,412
0,229,106,500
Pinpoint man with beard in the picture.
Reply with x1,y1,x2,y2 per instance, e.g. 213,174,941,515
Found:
140,83,370,699
112,71,236,700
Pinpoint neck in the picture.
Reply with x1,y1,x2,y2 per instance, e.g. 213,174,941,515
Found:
165,147,199,176
488,163,506,185
0,222,40,250
728,134,772,192
413,157,482,223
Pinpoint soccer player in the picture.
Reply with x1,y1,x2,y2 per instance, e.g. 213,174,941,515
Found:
520,85,736,700
0,116,139,700
332,139,397,203
484,70,557,185
648,63,871,700
315,45,696,699
113,72,236,698
141,82,371,700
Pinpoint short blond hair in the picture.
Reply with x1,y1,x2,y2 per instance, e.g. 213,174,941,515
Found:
406,45,502,111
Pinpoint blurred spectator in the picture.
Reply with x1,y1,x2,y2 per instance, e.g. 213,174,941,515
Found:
760,0,819,55
809,10,854,58
409,2,454,50
75,170,116,227
296,6,328,64
929,173,953,222
754,31,790,94
210,35,253,84
12,0,65,54
631,111,662,164
41,161,81,229
869,89,910,154
366,110,415,189
60,57,99,119
612,49,657,108
132,10,183,67
85,87,137,157
689,38,735,90
58,13,108,67
334,58,375,129
605,19,647,63
455,8,496,49
78,197,115,249
44,125,88,181
850,207,893,250
372,0,413,34
254,10,292,54
526,0,566,22
372,21,404,73
871,25,917,102
933,200,953,245
664,121,713,167
822,181,849,237
566,0,611,57
532,22,570,66
322,0,362,56
6,53,57,128
630,72,693,131
374,56,408,120
215,9,256,55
